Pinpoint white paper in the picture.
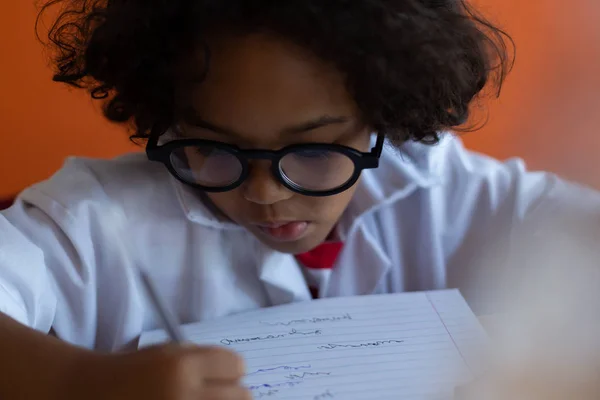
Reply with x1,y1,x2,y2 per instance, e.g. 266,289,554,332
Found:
139,289,486,400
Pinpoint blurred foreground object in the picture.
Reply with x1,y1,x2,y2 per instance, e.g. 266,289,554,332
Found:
457,186,600,400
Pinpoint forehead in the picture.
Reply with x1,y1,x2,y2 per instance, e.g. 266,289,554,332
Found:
179,32,359,137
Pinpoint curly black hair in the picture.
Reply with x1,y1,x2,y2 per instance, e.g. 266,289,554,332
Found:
37,0,513,145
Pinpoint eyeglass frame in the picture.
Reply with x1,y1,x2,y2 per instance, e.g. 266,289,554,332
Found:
146,131,385,197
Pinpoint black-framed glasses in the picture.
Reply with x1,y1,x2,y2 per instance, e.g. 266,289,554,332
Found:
146,133,385,197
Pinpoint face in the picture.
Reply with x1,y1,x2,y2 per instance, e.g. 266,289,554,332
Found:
176,32,371,254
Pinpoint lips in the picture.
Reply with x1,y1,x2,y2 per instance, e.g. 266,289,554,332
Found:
254,221,310,242
254,222,293,228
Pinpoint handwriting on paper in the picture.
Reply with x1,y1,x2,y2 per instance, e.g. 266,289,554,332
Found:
260,313,353,326
247,364,334,398
248,381,304,391
285,371,331,380
314,389,335,399
317,339,404,350
220,329,322,345
139,290,482,400
247,365,312,376
255,389,279,398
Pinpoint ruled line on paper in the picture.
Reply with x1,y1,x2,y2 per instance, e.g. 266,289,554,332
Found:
245,350,458,379
273,381,452,400
138,290,483,399
246,345,457,368
245,360,459,387
236,333,455,361
177,309,447,338
216,320,447,342
139,291,478,346
247,352,455,381
251,372,457,400
140,310,448,344
191,326,455,351
176,315,471,344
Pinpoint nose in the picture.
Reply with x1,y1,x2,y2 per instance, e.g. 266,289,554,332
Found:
242,161,293,205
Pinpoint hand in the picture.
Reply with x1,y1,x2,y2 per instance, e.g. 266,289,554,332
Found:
74,344,251,400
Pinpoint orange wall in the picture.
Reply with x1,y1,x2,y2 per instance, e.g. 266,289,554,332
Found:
465,0,600,186
1,1,599,198
0,2,137,198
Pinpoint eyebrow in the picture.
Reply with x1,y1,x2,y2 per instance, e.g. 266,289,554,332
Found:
182,110,351,137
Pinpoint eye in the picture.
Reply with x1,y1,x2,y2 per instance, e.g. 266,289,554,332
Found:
193,146,232,159
194,147,212,156
294,150,331,159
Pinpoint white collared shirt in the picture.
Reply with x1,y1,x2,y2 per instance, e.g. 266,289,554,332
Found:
1,134,599,351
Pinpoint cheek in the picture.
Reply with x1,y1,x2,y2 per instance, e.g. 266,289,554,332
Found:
306,185,359,222
205,192,242,220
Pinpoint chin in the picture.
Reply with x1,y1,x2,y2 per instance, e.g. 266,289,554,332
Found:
262,237,320,255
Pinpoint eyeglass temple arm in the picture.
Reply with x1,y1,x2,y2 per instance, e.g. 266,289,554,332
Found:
145,127,167,161
147,126,164,148
372,133,385,157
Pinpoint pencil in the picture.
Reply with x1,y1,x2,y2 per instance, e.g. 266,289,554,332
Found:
138,268,186,343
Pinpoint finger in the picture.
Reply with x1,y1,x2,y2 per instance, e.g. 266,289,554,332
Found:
200,385,253,400
195,347,246,380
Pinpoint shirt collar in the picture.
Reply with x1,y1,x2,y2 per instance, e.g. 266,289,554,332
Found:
173,134,449,230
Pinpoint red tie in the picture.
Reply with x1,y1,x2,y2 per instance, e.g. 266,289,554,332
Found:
296,242,343,269
295,242,343,298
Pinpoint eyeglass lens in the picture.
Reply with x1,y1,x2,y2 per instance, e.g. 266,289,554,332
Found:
171,146,243,187
169,145,355,192
278,150,355,191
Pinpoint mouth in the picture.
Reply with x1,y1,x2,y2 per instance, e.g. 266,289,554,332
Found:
253,221,311,242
